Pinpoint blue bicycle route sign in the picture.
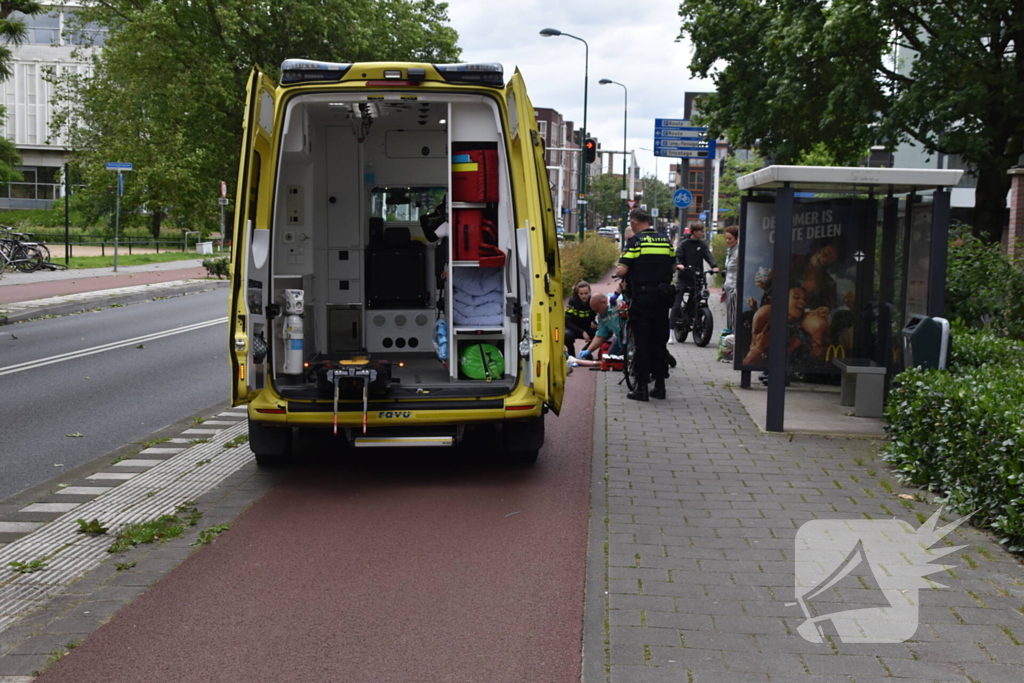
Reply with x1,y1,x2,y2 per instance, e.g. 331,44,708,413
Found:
673,188,694,209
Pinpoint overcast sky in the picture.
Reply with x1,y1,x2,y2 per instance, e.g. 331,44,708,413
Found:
445,0,716,183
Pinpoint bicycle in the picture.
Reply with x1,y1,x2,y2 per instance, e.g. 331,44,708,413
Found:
618,300,640,391
0,236,44,273
671,268,715,346
1,227,49,263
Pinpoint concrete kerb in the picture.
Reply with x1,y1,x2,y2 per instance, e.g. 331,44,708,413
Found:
0,279,229,326
584,361,611,681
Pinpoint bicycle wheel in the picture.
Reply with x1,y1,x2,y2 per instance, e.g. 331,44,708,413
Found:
693,306,714,347
623,322,639,391
13,245,43,273
673,303,690,343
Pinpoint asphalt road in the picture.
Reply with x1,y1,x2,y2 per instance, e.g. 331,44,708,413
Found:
37,368,597,683
0,288,229,500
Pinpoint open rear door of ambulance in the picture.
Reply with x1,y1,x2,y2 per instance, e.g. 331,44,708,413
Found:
507,70,565,414
230,69,277,406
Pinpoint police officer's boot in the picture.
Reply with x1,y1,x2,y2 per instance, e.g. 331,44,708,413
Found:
650,378,667,400
626,383,649,402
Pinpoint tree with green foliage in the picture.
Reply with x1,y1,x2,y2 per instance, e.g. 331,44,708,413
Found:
638,174,674,223
717,150,767,219
589,173,625,224
679,0,1024,244
50,0,461,237
945,224,1024,339
0,1,45,183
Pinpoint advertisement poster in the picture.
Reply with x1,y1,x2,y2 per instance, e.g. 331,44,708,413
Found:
904,203,933,320
735,198,868,373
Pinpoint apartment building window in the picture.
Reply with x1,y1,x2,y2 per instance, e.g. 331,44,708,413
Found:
688,194,705,217
62,10,108,47
9,10,108,47
538,120,547,142
688,170,704,191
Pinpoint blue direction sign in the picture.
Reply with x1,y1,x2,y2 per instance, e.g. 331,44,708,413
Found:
673,188,694,209
699,212,707,221
653,118,716,159
654,118,692,129
654,140,717,159
106,162,133,171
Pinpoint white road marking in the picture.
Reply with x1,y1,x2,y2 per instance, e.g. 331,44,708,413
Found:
0,420,253,632
0,317,227,377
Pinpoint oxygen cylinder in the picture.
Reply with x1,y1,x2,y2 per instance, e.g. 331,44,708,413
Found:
280,289,305,375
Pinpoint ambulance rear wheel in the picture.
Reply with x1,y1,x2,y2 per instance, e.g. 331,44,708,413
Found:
248,418,293,466
503,416,545,465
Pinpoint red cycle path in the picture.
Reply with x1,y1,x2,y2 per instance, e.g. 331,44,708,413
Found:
40,370,597,683
0,267,211,305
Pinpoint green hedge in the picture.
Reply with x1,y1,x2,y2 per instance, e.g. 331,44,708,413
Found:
945,225,1024,339
559,236,620,298
883,328,1024,551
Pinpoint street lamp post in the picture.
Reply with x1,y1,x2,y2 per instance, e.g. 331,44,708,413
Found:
599,78,627,242
540,28,589,239
638,147,659,226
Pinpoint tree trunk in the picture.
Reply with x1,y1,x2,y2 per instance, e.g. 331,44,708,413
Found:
973,163,1011,245
149,209,164,240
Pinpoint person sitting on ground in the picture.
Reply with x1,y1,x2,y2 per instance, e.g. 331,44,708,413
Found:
564,280,595,356
578,293,624,360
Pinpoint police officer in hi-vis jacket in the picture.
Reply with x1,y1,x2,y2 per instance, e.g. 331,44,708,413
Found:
615,208,675,401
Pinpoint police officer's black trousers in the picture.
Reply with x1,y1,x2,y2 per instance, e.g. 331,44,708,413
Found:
630,289,671,385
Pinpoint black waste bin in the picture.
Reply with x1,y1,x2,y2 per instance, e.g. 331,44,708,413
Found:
902,315,950,370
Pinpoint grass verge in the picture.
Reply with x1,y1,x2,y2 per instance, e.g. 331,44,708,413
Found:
59,252,208,270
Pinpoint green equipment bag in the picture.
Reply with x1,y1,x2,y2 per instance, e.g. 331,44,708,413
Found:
459,343,504,381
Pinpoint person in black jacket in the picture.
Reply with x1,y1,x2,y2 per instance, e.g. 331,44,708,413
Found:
674,222,719,324
564,280,595,356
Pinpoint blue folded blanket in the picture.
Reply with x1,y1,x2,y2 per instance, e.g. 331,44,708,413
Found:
453,301,503,325
453,267,502,297
452,268,503,326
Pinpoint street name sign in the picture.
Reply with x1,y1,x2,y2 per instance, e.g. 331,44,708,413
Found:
106,162,133,171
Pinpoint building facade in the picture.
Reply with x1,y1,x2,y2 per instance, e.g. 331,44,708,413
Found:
0,5,103,208
534,107,577,232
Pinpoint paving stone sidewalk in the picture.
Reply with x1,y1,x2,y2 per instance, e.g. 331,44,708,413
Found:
584,304,1024,683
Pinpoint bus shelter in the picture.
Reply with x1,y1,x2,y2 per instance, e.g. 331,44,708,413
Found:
734,166,963,432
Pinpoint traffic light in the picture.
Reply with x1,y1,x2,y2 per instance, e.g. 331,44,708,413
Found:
585,138,597,164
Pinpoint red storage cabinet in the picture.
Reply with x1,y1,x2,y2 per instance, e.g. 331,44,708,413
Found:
452,149,498,203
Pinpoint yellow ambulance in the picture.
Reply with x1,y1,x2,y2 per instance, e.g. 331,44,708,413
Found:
229,60,565,465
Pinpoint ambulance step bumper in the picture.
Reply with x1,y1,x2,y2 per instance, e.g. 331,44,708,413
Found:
352,435,455,448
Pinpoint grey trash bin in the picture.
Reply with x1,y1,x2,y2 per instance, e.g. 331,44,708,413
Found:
902,315,950,370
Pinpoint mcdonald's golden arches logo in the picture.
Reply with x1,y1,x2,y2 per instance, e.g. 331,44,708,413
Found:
825,344,847,362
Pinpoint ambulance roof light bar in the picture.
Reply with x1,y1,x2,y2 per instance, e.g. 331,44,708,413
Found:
280,59,352,85
432,63,504,88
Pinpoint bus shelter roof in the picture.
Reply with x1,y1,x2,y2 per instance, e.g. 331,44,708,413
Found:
737,165,964,194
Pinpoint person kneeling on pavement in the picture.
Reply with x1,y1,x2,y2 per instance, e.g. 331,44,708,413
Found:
564,280,595,357
577,291,676,370
578,292,623,360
